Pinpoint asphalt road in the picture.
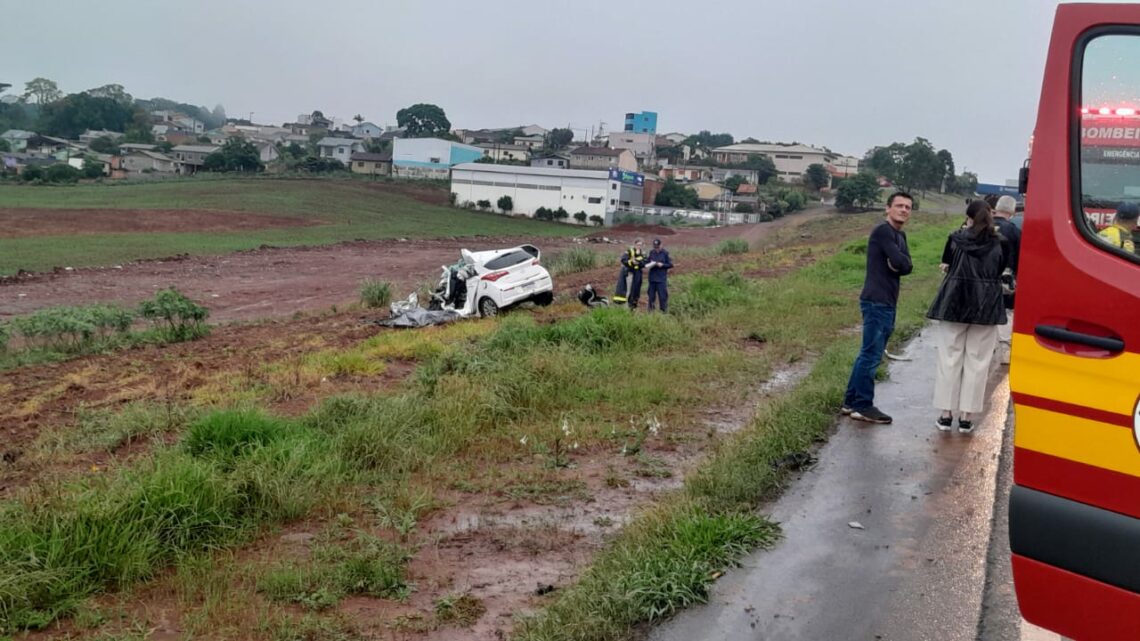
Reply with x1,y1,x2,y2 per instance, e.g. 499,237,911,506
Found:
649,326,1060,641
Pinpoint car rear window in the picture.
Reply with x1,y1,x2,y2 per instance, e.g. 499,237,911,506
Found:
484,250,533,270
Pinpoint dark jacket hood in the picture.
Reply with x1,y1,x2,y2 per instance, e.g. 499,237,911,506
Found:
950,228,998,256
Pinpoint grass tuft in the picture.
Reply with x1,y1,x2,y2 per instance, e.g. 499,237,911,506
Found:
545,247,600,276
359,279,392,309
715,238,750,255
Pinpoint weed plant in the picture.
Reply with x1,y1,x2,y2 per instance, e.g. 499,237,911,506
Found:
545,247,600,276
715,238,750,255
358,280,392,309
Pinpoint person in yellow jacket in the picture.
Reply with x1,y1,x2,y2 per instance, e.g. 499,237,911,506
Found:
1098,201,1138,254
612,239,646,308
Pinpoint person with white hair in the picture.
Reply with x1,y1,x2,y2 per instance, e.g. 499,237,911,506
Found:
993,195,1021,364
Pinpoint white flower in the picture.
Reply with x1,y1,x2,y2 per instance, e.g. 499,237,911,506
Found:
520,435,528,446
561,418,572,437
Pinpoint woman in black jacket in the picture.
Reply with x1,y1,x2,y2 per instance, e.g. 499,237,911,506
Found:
927,200,1009,434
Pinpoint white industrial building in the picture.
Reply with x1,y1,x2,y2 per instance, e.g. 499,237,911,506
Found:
450,163,644,225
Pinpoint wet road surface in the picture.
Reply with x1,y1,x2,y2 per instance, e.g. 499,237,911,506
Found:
650,327,1022,641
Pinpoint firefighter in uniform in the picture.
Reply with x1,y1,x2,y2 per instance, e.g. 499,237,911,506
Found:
612,238,647,309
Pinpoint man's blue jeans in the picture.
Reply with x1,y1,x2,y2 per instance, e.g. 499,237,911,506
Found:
844,300,896,411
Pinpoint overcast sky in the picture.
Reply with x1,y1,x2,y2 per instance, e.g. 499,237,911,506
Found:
6,0,1077,183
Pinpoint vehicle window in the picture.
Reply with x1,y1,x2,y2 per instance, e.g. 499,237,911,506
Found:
483,250,532,270
1079,34,1140,260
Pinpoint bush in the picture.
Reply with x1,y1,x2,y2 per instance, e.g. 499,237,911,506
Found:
19,165,44,182
359,279,392,309
573,211,588,224
476,199,492,211
0,322,8,352
11,304,134,351
715,238,750,255
554,207,570,221
589,214,604,227
137,288,209,342
733,202,755,213
534,206,552,221
497,195,513,214
298,156,345,173
43,164,82,184
758,213,774,222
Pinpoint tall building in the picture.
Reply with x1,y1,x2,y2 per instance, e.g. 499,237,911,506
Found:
624,111,658,134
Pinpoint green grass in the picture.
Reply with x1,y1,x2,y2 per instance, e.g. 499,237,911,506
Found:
0,178,580,275
545,246,601,276
258,531,410,610
0,212,958,636
512,213,955,640
358,279,391,309
715,238,750,255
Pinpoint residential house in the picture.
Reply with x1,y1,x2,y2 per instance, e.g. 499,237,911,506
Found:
711,143,837,182
151,110,204,134
711,167,762,185
690,181,729,210
730,182,762,210
254,141,280,164
1,152,58,176
204,130,230,146
171,144,220,174
456,128,506,145
569,146,637,172
512,134,545,150
74,153,112,176
608,132,656,167
662,132,688,144
351,122,383,139
530,154,570,169
519,125,549,137
1,129,36,152
659,165,713,183
316,137,365,163
349,151,392,176
119,143,158,154
120,150,180,175
476,143,531,163
392,138,483,179
79,129,124,144
827,155,860,179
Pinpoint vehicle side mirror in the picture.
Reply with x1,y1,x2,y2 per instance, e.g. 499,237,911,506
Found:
1018,160,1030,195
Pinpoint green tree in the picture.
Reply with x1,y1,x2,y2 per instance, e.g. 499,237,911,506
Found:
396,103,451,138
589,214,604,226
655,178,700,208
85,83,132,104
88,136,118,154
734,202,755,213
684,130,734,148
956,171,978,194
835,173,881,211
804,163,830,191
742,154,778,184
545,128,574,150
202,138,264,173
936,149,955,192
724,175,746,193
23,77,62,105
476,199,492,211
497,195,514,214
81,156,105,179
364,139,389,154
37,93,136,138
0,139,9,152
573,211,588,224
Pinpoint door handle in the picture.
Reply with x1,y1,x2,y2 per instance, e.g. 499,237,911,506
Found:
1034,324,1125,353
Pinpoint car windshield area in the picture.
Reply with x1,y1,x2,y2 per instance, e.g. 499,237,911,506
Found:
1079,33,1140,257
483,250,534,271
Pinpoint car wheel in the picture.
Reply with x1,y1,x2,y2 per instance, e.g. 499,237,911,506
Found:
478,297,499,317
532,291,554,306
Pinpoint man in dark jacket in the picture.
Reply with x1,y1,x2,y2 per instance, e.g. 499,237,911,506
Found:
645,238,673,312
843,192,914,425
993,196,1021,364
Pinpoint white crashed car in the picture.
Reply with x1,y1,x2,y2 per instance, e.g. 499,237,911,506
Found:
428,244,554,317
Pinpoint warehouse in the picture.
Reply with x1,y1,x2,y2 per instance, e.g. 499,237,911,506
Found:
450,163,644,225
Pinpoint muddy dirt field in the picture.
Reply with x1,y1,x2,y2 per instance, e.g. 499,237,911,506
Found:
0,208,321,238
1,208,849,640
0,209,830,323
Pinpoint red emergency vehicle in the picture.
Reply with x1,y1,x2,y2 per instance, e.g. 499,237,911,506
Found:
1010,4,1140,639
